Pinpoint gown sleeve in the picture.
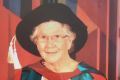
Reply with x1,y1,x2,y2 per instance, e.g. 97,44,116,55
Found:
90,73,107,80
74,62,107,80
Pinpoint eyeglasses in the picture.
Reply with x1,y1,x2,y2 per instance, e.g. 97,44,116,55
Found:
36,34,68,42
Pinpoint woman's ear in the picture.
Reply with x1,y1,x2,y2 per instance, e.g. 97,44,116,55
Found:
62,24,76,50
67,33,76,50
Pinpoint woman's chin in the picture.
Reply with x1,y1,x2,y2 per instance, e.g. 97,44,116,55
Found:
44,57,61,64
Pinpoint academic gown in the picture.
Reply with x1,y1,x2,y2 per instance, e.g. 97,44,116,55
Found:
18,62,107,80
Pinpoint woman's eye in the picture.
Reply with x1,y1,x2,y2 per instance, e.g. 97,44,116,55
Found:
55,35,60,38
41,35,46,39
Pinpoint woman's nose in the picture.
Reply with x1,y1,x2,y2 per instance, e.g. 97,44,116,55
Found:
46,37,54,48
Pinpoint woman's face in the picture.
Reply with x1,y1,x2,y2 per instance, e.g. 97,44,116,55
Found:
31,21,75,63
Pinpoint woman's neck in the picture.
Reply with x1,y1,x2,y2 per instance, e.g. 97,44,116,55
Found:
43,55,79,73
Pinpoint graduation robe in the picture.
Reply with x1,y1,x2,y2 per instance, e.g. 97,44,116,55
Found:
15,62,107,80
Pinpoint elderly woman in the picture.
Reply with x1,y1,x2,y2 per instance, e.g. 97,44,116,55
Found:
11,3,106,80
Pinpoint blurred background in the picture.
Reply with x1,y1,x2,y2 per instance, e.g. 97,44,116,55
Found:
0,0,119,80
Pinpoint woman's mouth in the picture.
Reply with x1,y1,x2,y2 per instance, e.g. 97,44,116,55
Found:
46,52,57,54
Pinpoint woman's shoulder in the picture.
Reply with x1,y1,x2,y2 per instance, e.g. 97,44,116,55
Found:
76,62,107,80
